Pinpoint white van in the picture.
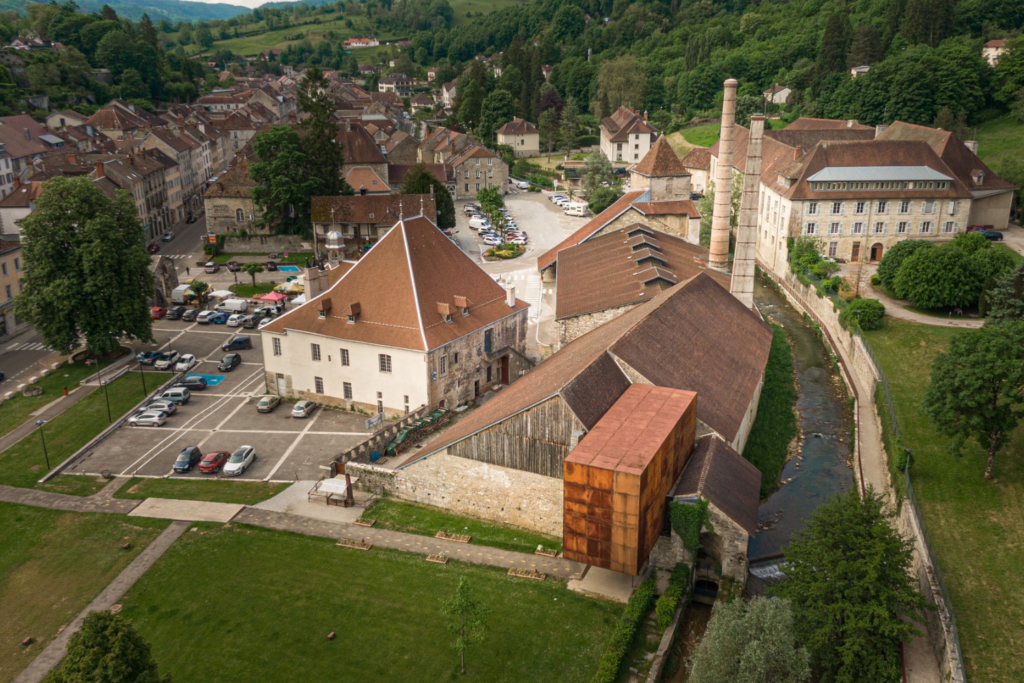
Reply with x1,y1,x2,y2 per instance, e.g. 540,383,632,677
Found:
170,284,194,305
215,298,249,314
565,202,588,217
160,387,191,405
468,216,490,230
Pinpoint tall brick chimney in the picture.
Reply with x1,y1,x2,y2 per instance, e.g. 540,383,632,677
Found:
94,162,104,178
708,79,738,271
730,115,764,310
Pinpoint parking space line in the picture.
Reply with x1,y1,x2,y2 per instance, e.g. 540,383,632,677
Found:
263,408,324,481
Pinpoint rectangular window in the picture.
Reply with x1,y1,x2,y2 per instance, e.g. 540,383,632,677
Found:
483,329,493,354
475,183,480,191
311,343,321,361
922,200,936,214
948,201,958,215
876,201,887,214
343,382,352,399
829,241,838,257
852,222,864,234
314,377,324,394
1,263,5,275
4,284,10,299
13,257,19,271
829,222,841,235
831,202,842,215
943,221,955,233
440,356,447,375
854,201,866,214
379,354,392,373
804,223,817,235
452,351,459,365
874,222,885,234
897,221,908,234
806,202,818,215
921,221,932,233
272,338,281,356
899,200,912,214
340,348,350,366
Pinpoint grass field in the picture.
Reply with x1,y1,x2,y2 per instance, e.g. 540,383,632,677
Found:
450,0,529,24
120,522,618,682
360,498,562,554
0,503,168,683
677,118,786,149
665,131,696,160
0,359,114,439
115,478,290,505
0,372,170,496
974,115,1024,170
862,319,1024,683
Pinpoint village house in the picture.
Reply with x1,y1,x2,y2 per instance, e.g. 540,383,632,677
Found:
45,110,88,131
338,121,389,185
600,106,657,168
311,193,435,259
344,37,380,48
378,74,416,96
0,239,26,340
449,144,508,200
441,80,457,108
983,39,1007,66
203,159,262,235
0,181,43,235
409,93,434,115
496,118,540,158
681,147,711,194
382,130,419,164
260,214,529,417
762,83,791,105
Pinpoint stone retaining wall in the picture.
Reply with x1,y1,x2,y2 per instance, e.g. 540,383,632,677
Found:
222,235,310,254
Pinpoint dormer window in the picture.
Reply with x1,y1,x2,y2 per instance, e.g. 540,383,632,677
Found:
346,302,360,323
437,302,452,323
971,170,984,185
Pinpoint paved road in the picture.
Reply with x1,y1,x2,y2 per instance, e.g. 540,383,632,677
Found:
0,328,53,388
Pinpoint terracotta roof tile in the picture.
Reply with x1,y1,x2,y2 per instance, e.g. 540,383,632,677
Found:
344,167,389,193
496,118,538,135
311,194,435,225
672,435,762,535
681,146,711,171
630,135,688,177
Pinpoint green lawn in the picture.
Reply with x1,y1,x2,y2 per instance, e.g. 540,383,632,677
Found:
211,252,310,265
360,498,562,554
450,0,529,24
862,319,1024,683
230,283,276,298
0,503,168,683
995,243,1022,265
680,123,720,148
0,359,115,439
974,115,1024,170
115,478,291,505
120,523,618,682
0,372,170,496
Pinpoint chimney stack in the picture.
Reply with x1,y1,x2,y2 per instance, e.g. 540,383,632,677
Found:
730,115,765,310
964,140,979,154
708,78,738,271
506,284,516,308
95,162,104,178
875,124,888,138
794,144,802,160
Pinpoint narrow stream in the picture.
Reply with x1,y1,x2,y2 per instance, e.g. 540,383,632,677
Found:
747,279,854,560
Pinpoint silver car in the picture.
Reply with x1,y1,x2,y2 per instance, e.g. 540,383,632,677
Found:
222,445,255,477
154,351,179,370
291,400,315,418
143,400,177,415
129,410,167,427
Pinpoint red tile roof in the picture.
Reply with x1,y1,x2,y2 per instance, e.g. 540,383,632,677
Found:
496,118,538,135
630,135,688,177
680,146,711,171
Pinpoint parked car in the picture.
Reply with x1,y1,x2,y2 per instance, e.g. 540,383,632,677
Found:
241,314,263,329
198,451,230,474
968,226,1004,240
136,351,162,365
182,309,200,322
144,400,177,415
463,204,480,214
222,445,255,477
160,387,191,404
510,236,528,245
146,244,160,254
165,306,186,320
292,400,315,418
483,235,503,246
222,335,252,351
258,317,275,330
154,351,180,370
162,232,174,242
150,307,167,319
226,261,241,272
265,261,278,271
204,262,220,274
196,311,215,324
174,354,197,372
517,180,530,189
128,410,167,427
256,395,281,413
210,312,229,324
227,314,244,327
173,446,203,473
218,353,241,371
175,375,208,391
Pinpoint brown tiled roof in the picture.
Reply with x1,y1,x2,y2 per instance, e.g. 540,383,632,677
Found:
556,225,727,320
344,166,389,192
496,118,538,135
387,163,447,186
985,39,1007,47
337,124,386,164
537,190,646,271
630,200,701,218
311,194,435,225
205,158,255,197
415,272,771,462
85,107,145,131
0,240,20,256
0,115,52,159
262,215,526,351
0,181,44,207
782,117,873,131
630,135,688,177
681,146,711,171
601,107,657,143
672,435,762,536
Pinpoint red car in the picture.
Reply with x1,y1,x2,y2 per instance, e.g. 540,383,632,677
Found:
150,307,167,319
198,451,230,474
146,243,160,253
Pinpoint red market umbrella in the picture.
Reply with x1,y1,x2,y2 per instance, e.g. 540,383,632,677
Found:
260,291,287,301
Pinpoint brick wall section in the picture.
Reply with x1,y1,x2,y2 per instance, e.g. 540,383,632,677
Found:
346,452,564,536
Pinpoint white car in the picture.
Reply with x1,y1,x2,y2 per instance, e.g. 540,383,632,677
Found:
196,311,215,324
174,354,197,372
554,198,569,207
222,445,255,477
292,400,316,418
227,314,244,327
129,411,167,427
144,400,177,415
517,180,530,189
154,351,179,370
550,194,566,203
482,235,503,246
258,317,274,329
510,236,528,245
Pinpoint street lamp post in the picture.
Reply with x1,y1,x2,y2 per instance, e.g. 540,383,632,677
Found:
139,358,147,395
35,420,49,470
96,359,112,424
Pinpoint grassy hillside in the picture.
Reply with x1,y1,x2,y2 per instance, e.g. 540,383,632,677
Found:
450,0,527,26
974,116,1024,170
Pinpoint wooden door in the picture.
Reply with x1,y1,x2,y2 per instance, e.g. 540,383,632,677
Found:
851,242,860,262
501,356,509,384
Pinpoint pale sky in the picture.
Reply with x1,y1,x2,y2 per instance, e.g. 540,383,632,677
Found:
197,0,302,10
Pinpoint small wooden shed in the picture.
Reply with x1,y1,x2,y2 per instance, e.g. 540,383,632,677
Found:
563,385,697,575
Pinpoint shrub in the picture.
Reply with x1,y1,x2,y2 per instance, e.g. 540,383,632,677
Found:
590,578,657,683
588,185,621,214
893,245,982,309
839,297,886,330
950,231,991,255
576,134,599,147
528,172,553,188
877,239,933,291
655,563,691,629
870,273,880,286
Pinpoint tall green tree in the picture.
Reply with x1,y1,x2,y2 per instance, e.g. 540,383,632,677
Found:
581,151,615,196
550,4,585,43
688,598,810,683
457,79,485,130
297,65,352,197
985,262,1024,324
538,107,560,159
44,612,169,683
773,487,931,682
477,89,516,142
816,12,853,80
249,126,318,235
400,163,455,230
241,262,264,287
597,54,646,113
559,96,579,152
441,577,488,675
15,177,154,357
923,322,1024,479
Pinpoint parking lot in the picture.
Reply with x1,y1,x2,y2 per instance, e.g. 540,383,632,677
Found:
64,319,376,482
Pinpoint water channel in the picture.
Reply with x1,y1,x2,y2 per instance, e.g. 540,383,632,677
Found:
746,279,855,560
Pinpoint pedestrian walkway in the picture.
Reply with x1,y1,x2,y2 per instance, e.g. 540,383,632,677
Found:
870,288,984,329
0,483,140,514
13,521,190,683
233,507,585,579
3,341,49,352
0,385,98,455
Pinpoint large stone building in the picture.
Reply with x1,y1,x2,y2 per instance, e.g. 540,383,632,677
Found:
449,144,507,200
311,194,435,259
203,159,261,234
496,118,540,158
260,214,530,417
600,107,657,168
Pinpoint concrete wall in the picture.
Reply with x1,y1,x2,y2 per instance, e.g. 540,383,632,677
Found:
969,191,1013,231
347,452,565,536
223,234,310,253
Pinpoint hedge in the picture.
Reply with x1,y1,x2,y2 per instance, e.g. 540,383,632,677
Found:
590,578,658,683
655,563,691,630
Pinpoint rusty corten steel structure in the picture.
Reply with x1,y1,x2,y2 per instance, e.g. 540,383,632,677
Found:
563,385,697,575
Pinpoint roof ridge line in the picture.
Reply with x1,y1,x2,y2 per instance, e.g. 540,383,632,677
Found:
401,219,429,351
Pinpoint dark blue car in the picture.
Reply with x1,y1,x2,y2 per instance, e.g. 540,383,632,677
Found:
173,446,203,473
211,312,229,324
136,351,162,365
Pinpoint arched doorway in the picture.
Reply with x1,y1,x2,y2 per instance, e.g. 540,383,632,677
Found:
870,243,884,261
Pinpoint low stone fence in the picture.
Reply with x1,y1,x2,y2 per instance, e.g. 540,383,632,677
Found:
222,234,310,254
329,405,429,472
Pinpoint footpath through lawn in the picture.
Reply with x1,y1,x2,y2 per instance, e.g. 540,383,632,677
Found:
0,359,114,439
0,372,169,496
121,523,619,682
0,502,168,683
115,477,290,506
863,319,1024,683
